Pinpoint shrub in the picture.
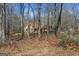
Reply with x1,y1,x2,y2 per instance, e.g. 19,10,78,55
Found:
73,34,79,46
58,31,75,48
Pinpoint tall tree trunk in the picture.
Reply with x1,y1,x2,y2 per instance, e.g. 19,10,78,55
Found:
54,3,63,36
1,4,6,43
37,3,41,38
3,3,7,40
0,6,3,42
50,4,56,32
6,5,10,40
54,3,56,19
6,18,10,40
27,3,30,38
20,3,24,39
47,4,50,35
29,4,36,35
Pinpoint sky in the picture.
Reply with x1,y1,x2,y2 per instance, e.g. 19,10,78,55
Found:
12,3,79,17
14,3,37,16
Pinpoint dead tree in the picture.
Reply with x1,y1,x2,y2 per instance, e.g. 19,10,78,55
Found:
54,3,63,36
20,3,24,39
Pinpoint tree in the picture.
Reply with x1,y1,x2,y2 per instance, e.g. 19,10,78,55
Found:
50,3,56,31
6,4,11,40
37,3,41,38
20,3,24,39
53,3,56,19
72,4,78,26
47,3,50,35
0,7,2,39
29,4,36,35
27,3,30,38
54,3,63,36
3,3,7,40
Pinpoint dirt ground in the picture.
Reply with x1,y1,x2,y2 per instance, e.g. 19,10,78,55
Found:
0,34,79,56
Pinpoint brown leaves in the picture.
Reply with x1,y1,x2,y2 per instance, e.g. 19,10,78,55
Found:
0,34,79,56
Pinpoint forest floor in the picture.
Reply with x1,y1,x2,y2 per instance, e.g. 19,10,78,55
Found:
0,34,79,56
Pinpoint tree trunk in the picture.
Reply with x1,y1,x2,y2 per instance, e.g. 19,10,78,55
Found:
0,7,3,42
20,3,24,39
54,3,63,36
47,4,50,35
37,3,41,38
29,4,36,35
54,3,56,19
3,3,7,39
52,3,56,32
27,3,30,38
6,18,10,40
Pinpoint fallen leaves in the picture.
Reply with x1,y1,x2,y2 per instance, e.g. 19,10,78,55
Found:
0,34,79,56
